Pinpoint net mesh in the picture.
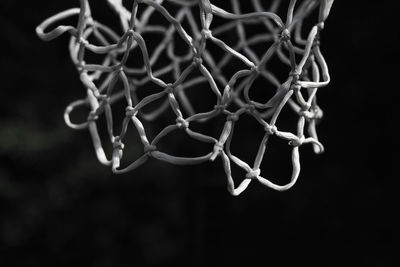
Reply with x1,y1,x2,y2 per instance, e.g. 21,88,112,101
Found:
37,0,334,195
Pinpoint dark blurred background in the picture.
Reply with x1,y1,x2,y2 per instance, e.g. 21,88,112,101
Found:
0,0,398,266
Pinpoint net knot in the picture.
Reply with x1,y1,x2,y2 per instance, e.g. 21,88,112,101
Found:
246,169,260,179
214,104,226,112
201,29,212,39
127,29,135,37
289,136,305,147
79,37,89,46
264,124,277,135
300,110,312,119
164,83,174,94
176,117,189,129
289,71,300,84
244,102,256,113
280,29,291,42
314,106,323,119
125,106,136,117
87,111,98,121
251,64,260,74
302,106,323,120
113,138,125,150
144,144,157,154
193,56,203,66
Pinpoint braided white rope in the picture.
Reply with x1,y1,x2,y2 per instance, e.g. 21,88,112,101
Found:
37,0,334,195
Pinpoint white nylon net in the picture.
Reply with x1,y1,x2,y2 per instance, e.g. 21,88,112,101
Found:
37,0,334,195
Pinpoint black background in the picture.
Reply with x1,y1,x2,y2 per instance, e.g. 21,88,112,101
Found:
0,0,398,266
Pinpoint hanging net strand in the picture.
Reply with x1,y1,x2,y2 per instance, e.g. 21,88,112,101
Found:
37,0,334,195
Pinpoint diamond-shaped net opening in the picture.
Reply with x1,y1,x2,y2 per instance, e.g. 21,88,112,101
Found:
37,0,334,195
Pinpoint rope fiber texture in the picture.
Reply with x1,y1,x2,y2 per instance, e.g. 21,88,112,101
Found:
37,0,334,195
